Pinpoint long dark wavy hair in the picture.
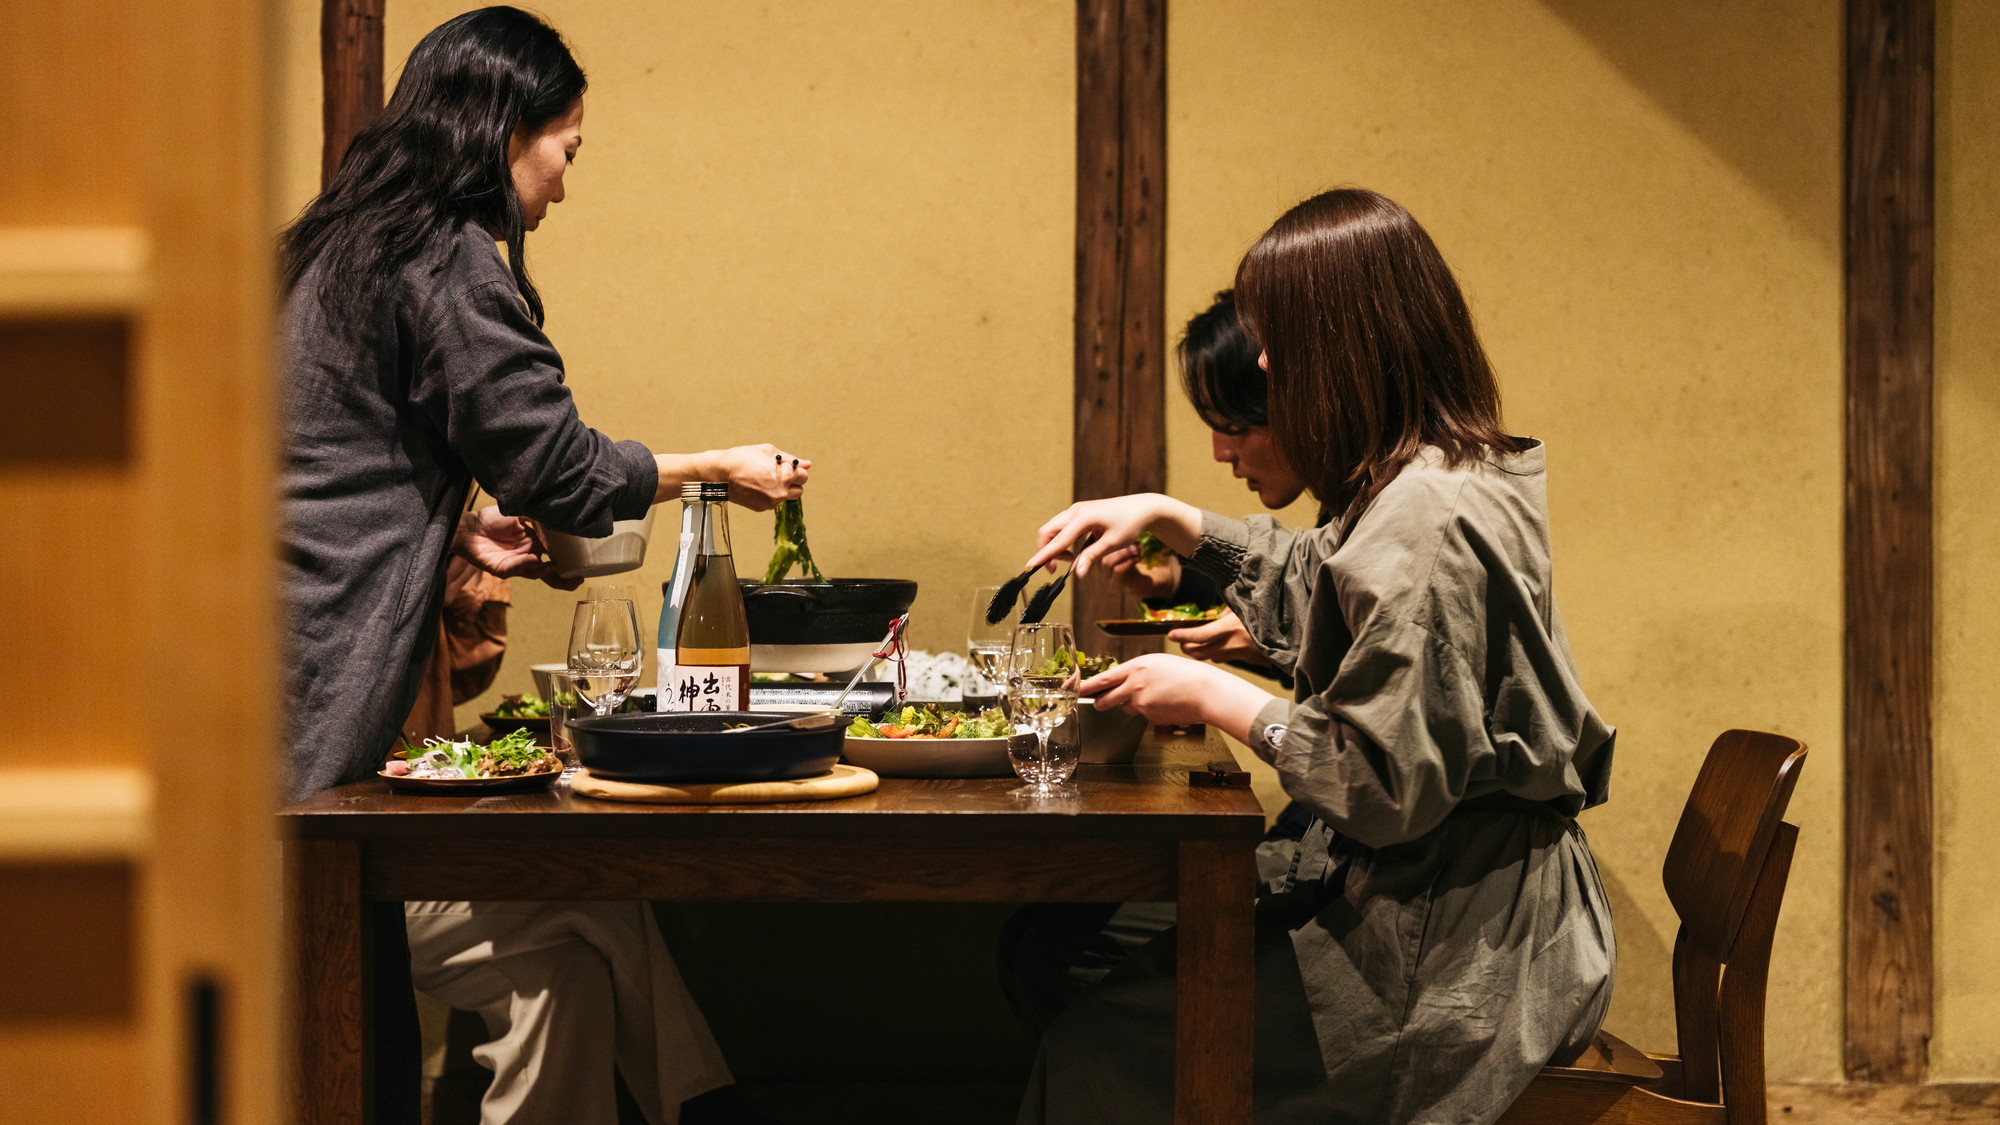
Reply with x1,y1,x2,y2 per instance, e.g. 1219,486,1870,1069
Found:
1234,188,1529,521
280,6,585,327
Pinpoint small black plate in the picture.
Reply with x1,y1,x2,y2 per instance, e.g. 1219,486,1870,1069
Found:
1096,615,1221,636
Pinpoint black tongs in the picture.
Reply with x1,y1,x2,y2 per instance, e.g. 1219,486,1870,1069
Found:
986,534,1096,625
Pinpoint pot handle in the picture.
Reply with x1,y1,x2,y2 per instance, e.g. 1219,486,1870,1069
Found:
743,584,820,614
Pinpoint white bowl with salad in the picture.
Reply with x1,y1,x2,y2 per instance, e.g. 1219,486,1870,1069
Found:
842,705,1026,778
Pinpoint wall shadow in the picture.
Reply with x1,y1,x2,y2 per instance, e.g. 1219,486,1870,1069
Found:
1538,0,1840,255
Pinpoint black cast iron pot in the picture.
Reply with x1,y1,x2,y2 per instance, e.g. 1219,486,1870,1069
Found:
737,578,918,646
569,711,844,783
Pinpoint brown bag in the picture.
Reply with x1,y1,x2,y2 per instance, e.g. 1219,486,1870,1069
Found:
400,558,513,744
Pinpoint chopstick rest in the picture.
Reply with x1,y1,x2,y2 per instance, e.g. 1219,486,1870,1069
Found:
1188,760,1251,789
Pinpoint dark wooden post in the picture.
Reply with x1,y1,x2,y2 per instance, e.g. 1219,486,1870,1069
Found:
1842,0,1933,1084
1074,0,1167,657
321,0,385,187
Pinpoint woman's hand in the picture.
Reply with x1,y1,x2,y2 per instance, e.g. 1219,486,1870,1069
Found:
656,444,810,510
453,506,581,589
1025,494,1201,578
1079,653,1274,740
1101,544,1181,599
712,444,809,511
1169,610,1269,666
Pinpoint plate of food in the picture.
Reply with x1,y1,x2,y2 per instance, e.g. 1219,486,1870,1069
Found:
841,704,1027,778
1096,603,1225,636
480,693,558,737
379,728,563,794
481,691,653,736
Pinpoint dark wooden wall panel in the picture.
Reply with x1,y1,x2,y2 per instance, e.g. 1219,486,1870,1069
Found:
1074,0,1167,657
1842,0,1934,1085
321,0,384,187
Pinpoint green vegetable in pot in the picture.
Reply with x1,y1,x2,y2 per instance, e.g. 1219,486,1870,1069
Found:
763,497,827,584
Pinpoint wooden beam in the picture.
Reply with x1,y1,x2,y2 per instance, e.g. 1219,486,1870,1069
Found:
320,0,384,187
1073,0,1166,657
1842,0,1934,1085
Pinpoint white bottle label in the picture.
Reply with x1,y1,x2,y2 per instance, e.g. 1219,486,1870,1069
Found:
657,648,674,695
667,665,742,712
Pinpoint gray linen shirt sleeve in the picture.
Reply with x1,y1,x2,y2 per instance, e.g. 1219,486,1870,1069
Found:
406,276,656,536
1187,511,1329,678
1262,613,1499,848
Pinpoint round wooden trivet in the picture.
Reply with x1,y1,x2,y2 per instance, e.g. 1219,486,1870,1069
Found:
570,763,879,805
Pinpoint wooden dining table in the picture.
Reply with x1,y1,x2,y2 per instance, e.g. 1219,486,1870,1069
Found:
282,728,1266,1124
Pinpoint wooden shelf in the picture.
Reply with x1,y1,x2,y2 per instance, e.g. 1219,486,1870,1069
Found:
0,767,152,861
0,226,150,318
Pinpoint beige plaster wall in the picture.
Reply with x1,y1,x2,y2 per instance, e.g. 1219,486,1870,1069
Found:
272,0,1999,1085
1166,0,1845,1080
1934,0,2000,1083
277,0,1078,700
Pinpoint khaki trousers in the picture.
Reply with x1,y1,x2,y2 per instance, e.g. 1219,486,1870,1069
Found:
404,900,732,1125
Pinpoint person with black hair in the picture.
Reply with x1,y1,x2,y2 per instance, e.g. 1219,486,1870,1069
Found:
281,9,786,1123
994,292,1321,1036
1106,289,1308,676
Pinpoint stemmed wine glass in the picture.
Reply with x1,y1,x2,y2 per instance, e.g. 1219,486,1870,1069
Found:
966,585,1016,710
1005,622,1081,797
567,598,643,722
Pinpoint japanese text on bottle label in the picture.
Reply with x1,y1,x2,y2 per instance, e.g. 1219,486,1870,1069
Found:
667,665,740,712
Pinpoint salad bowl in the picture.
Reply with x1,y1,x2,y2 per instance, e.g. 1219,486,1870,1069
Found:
840,704,1027,778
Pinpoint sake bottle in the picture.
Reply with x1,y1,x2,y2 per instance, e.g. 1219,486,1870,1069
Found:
656,497,701,695
667,481,752,712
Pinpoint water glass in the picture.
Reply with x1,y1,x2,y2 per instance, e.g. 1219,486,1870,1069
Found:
546,670,587,782
966,584,1015,709
1005,622,1081,797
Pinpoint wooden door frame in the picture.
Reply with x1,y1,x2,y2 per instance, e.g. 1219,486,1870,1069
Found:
321,0,1943,1086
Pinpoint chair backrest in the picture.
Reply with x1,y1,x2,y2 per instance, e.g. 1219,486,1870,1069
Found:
1659,728,1807,1115
1662,729,1808,962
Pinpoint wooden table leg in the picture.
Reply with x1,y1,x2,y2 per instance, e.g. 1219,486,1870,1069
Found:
292,837,367,1125
1175,838,1256,1124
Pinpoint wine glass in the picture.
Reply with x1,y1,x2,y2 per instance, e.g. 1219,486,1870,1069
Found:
568,598,643,721
1005,622,1081,797
966,585,1016,710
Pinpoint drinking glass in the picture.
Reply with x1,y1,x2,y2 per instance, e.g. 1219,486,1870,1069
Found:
966,584,1016,710
568,598,643,720
1005,622,1081,797
546,670,587,782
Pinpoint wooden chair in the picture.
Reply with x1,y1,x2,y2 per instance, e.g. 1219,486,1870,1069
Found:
1496,729,1808,1125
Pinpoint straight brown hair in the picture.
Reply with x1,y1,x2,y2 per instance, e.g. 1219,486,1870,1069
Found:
1234,188,1527,520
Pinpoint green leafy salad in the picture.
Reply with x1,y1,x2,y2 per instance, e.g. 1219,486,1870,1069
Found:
1144,603,1222,621
491,692,574,719
1135,530,1174,566
848,706,1014,740
491,691,647,717
763,498,827,584
1029,649,1119,678
386,729,560,780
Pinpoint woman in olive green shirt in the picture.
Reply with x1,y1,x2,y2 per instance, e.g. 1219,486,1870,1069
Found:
1016,188,1615,1125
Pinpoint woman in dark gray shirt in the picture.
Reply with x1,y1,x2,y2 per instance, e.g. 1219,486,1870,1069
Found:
1017,189,1615,1124
280,9,804,802
280,9,795,1123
